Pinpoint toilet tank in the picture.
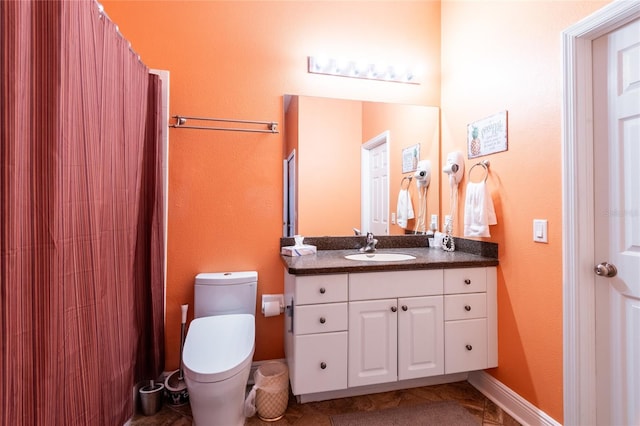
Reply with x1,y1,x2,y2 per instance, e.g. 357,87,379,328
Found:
194,271,257,318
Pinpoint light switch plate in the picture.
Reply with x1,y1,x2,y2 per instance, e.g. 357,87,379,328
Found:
533,219,548,243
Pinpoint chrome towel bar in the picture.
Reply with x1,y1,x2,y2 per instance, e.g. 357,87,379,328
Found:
171,115,279,133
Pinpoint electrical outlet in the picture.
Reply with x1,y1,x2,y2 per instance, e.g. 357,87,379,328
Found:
430,214,438,230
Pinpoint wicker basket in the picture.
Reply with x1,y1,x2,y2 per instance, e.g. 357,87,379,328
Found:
255,361,289,421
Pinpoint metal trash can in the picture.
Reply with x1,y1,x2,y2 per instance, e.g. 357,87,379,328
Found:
254,361,289,421
139,381,164,416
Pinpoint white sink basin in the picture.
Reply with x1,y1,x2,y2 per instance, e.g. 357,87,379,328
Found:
345,253,416,262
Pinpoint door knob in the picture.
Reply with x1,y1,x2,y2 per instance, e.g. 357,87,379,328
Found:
594,262,617,278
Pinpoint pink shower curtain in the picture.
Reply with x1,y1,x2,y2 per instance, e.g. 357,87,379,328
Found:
0,1,164,424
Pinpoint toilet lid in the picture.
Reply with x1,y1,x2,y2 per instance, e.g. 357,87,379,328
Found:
182,314,255,383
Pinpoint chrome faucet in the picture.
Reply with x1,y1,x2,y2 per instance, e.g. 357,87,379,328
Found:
360,232,378,253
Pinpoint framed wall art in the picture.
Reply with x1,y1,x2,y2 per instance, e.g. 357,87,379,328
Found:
402,143,420,173
467,111,508,158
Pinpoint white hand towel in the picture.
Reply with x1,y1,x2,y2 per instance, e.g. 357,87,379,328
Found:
396,189,415,229
463,181,497,237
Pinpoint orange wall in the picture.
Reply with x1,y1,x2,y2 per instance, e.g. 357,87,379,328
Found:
101,0,441,366
441,1,608,422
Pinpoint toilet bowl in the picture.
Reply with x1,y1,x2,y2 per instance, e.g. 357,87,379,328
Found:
182,271,257,426
183,314,255,426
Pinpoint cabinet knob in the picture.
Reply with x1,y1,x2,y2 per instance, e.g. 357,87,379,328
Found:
401,305,408,311
464,279,471,285
466,344,473,351
464,305,471,312
391,306,397,313
319,287,326,294
320,362,327,369
319,317,326,324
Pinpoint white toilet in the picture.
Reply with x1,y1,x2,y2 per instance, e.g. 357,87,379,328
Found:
182,271,257,426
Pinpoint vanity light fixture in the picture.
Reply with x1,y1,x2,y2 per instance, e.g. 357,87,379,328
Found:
307,56,419,84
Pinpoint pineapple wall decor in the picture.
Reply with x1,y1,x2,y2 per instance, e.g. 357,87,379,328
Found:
467,111,508,159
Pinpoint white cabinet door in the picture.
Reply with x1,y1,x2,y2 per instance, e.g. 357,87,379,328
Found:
444,318,488,374
291,332,348,395
294,302,348,335
348,299,397,387
398,296,444,380
295,274,348,305
444,293,487,321
443,267,487,294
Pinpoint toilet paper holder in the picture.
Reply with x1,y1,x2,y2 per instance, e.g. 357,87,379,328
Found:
261,294,285,316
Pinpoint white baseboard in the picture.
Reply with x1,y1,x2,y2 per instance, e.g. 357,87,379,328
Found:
468,371,561,426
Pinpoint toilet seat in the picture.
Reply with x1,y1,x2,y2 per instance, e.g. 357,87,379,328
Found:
183,314,255,383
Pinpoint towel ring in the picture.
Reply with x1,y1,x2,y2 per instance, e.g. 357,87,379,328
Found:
469,160,490,183
400,176,412,190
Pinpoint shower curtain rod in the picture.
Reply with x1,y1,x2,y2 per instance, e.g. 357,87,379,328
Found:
171,115,279,134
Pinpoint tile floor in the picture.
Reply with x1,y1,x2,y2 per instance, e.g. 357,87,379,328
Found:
130,381,521,425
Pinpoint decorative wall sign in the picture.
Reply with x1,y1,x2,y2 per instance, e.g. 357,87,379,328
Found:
467,111,508,158
402,144,420,173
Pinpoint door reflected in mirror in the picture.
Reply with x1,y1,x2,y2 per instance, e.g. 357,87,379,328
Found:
283,95,440,237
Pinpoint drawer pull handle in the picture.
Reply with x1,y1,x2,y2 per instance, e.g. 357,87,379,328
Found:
466,344,473,351
464,279,471,285
391,306,397,313
319,317,326,324
319,287,326,294
320,362,327,369
464,305,471,311
401,305,408,311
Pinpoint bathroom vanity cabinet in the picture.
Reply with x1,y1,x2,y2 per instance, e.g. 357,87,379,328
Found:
284,265,498,402
348,270,444,387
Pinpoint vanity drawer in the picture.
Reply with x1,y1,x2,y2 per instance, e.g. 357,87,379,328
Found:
349,269,443,300
444,267,487,294
444,318,488,374
295,303,348,335
291,332,348,395
444,293,487,321
295,274,348,305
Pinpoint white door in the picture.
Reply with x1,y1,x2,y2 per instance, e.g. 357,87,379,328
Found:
369,142,388,234
593,18,640,426
348,299,397,387
361,132,389,235
397,296,444,380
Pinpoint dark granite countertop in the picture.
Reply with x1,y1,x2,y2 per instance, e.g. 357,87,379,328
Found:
280,236,498,275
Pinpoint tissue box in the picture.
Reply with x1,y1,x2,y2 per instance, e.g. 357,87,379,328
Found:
281,244,317,256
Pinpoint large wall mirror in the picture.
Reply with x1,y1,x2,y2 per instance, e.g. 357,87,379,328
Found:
283,95,440,237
